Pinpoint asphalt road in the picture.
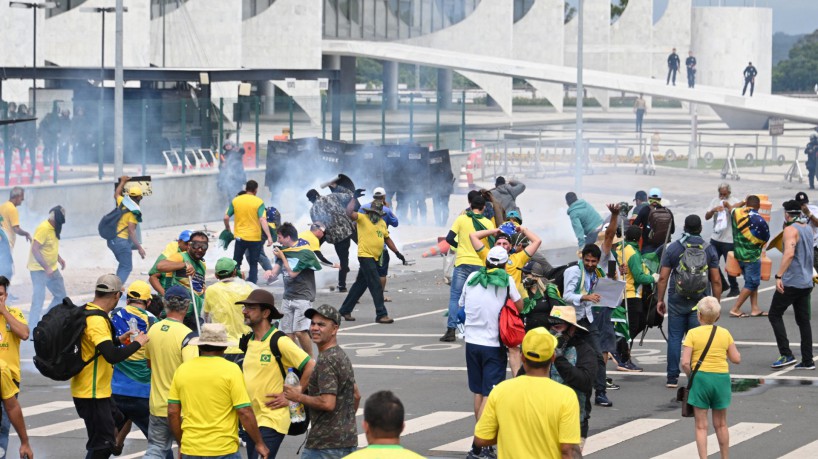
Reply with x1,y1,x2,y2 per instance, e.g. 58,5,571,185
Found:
10,252,818,459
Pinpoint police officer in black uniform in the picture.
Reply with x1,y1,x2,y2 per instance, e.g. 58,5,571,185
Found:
667,48,680,86
742,62,758,96
686,51,697,88
806,133,818,189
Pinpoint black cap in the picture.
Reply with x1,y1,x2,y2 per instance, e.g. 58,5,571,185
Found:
684,214,702,233
795,192,809,204
634,190,647,201
783,200,803,214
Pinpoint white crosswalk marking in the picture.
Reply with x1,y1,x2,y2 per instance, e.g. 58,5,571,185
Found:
27,419,86,436
652,422,780,459
585,418,679,455
778,440,818,459
22,401,75,417
431,436,473,453
359,411,472,446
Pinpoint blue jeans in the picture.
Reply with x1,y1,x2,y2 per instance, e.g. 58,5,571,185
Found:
29,269,66,327
234,239,263,284
112,394,149,438
107,237,133,284
143,415,175,459
301,447,357,459
243,426,284,459
738,259,761,291
447,264,481,329
666,303,701,381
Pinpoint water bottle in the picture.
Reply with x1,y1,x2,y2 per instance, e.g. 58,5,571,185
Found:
285,368,306,423
128,317,139,343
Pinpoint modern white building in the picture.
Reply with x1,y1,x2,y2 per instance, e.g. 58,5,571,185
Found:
0,0,773,125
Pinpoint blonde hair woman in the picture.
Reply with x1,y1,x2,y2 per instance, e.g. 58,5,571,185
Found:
681,296,741,459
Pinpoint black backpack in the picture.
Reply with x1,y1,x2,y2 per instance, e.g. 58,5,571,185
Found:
33,298,115,381
239,330,310,436
674,242,710,299
647,206,674,247
550,261,579,297
98,204,128,241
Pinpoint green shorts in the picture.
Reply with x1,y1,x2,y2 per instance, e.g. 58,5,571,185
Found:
688,371,732,410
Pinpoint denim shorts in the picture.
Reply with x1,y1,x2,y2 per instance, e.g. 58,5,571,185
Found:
465,343,507,396
738,259,761,291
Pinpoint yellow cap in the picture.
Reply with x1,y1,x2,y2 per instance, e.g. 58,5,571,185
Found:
522,327,558,362
127,185,143,197
126,280,152,301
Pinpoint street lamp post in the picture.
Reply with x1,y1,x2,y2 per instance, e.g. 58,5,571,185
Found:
9,1,56,116
81,6,127,180
574,0,584,195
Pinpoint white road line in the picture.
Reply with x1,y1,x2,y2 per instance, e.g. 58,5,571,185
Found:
27,419,86,436
778,440,818,458
652,422,779,459
431,436,473,453
584,418,679,455
358,411,472,446
351,365,818,381
720,285,776,302
637,339,818,348
22,401,75,417
340,309,446,331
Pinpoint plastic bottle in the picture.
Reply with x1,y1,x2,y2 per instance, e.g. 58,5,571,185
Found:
286,368,306,423
128,317,139,343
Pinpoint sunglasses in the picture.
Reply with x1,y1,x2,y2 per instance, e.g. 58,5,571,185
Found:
190,242,209,250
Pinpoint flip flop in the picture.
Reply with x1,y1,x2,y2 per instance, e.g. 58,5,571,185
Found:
751,311,769,317
730,312,749,318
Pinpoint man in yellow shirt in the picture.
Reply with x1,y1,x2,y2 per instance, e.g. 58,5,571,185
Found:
0,359,33,459
345,391,425,459
27,205,67,327
299,222,340,269
338,199,398,324
223,180,273,284
109,176,147,284
238,289,315,458
72,274,149,459
144,285,198,459
0,187,32,281
441,194,495,342
203,257,253,365
475,327,582,459
0,276,29,456
168,323,269,459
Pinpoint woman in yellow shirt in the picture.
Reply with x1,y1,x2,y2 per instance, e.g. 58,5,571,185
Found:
681,296,741,459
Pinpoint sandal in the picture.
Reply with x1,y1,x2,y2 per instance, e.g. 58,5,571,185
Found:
751,311,769,317
729,312,749,318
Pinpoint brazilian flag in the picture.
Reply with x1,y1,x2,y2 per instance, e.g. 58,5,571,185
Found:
612,305,630,342
282,239,322,272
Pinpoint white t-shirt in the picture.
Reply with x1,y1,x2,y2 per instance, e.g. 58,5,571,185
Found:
708,196,740,244
461,272,522,347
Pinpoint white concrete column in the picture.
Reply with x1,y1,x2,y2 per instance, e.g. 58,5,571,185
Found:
260,81,276,115
382,60,398,111
437,68,452,110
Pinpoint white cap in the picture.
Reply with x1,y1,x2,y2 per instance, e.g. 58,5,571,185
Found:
373,187,386,198
487,246,509,265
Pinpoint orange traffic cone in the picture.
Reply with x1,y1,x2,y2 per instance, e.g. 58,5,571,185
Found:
9,149,21,186
421,239,451,257
35,147,45,175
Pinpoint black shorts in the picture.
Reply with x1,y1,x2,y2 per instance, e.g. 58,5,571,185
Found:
74,397,124,454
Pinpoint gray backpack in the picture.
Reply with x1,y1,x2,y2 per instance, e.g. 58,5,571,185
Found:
674,242,709,298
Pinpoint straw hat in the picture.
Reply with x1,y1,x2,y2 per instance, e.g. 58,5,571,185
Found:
190,323,237,347
548,306,589,332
